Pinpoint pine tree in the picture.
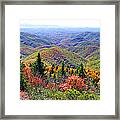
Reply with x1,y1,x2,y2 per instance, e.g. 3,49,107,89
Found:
79,63,85,78
20,62,25,72
51,64,55,74
62,61,65,76
37,52,45,77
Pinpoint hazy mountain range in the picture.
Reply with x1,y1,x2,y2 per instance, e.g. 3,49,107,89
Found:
20,27,100,70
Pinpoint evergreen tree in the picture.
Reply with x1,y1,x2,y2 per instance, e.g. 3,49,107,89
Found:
37,52,45,77
51,64,55,74
79,63,85,78
20,62,25,72
76,66,79,74
62,61,65,76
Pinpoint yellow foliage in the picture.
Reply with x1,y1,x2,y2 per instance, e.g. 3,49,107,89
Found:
70,68,73,74
85,68,100,82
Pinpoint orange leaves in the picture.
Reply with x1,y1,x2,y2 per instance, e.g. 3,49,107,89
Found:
32,76,43,85
20,91,31,100
45,66,52,72
59,83,72,91
67,75,78,86
85,68,100,82
23,66,43,86
67,75,85,90
59,75,86,91
46,83,56,90
23,66,33,78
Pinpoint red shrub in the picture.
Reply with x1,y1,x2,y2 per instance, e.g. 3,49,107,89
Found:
59,75,86,91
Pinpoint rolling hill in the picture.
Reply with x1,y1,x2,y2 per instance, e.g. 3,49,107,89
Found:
20,32,53,48
20,27,100,70
22,46,87,67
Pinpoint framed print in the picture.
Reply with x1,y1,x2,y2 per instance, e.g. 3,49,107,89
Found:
0,0,119,119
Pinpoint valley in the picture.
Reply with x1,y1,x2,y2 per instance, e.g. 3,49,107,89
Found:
20,26,100,100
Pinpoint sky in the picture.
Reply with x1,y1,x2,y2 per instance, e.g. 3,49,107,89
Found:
20,19,100,28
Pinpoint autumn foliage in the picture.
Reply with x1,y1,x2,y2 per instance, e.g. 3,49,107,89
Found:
20,53,100,100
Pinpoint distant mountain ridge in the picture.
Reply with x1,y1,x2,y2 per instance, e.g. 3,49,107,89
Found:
20,27,100,70
20,30,100,48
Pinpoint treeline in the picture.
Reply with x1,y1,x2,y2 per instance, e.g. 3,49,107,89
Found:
29,53,86,79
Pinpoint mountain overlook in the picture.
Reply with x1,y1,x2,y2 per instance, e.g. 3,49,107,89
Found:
20,27,100,70
20,26,100,100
